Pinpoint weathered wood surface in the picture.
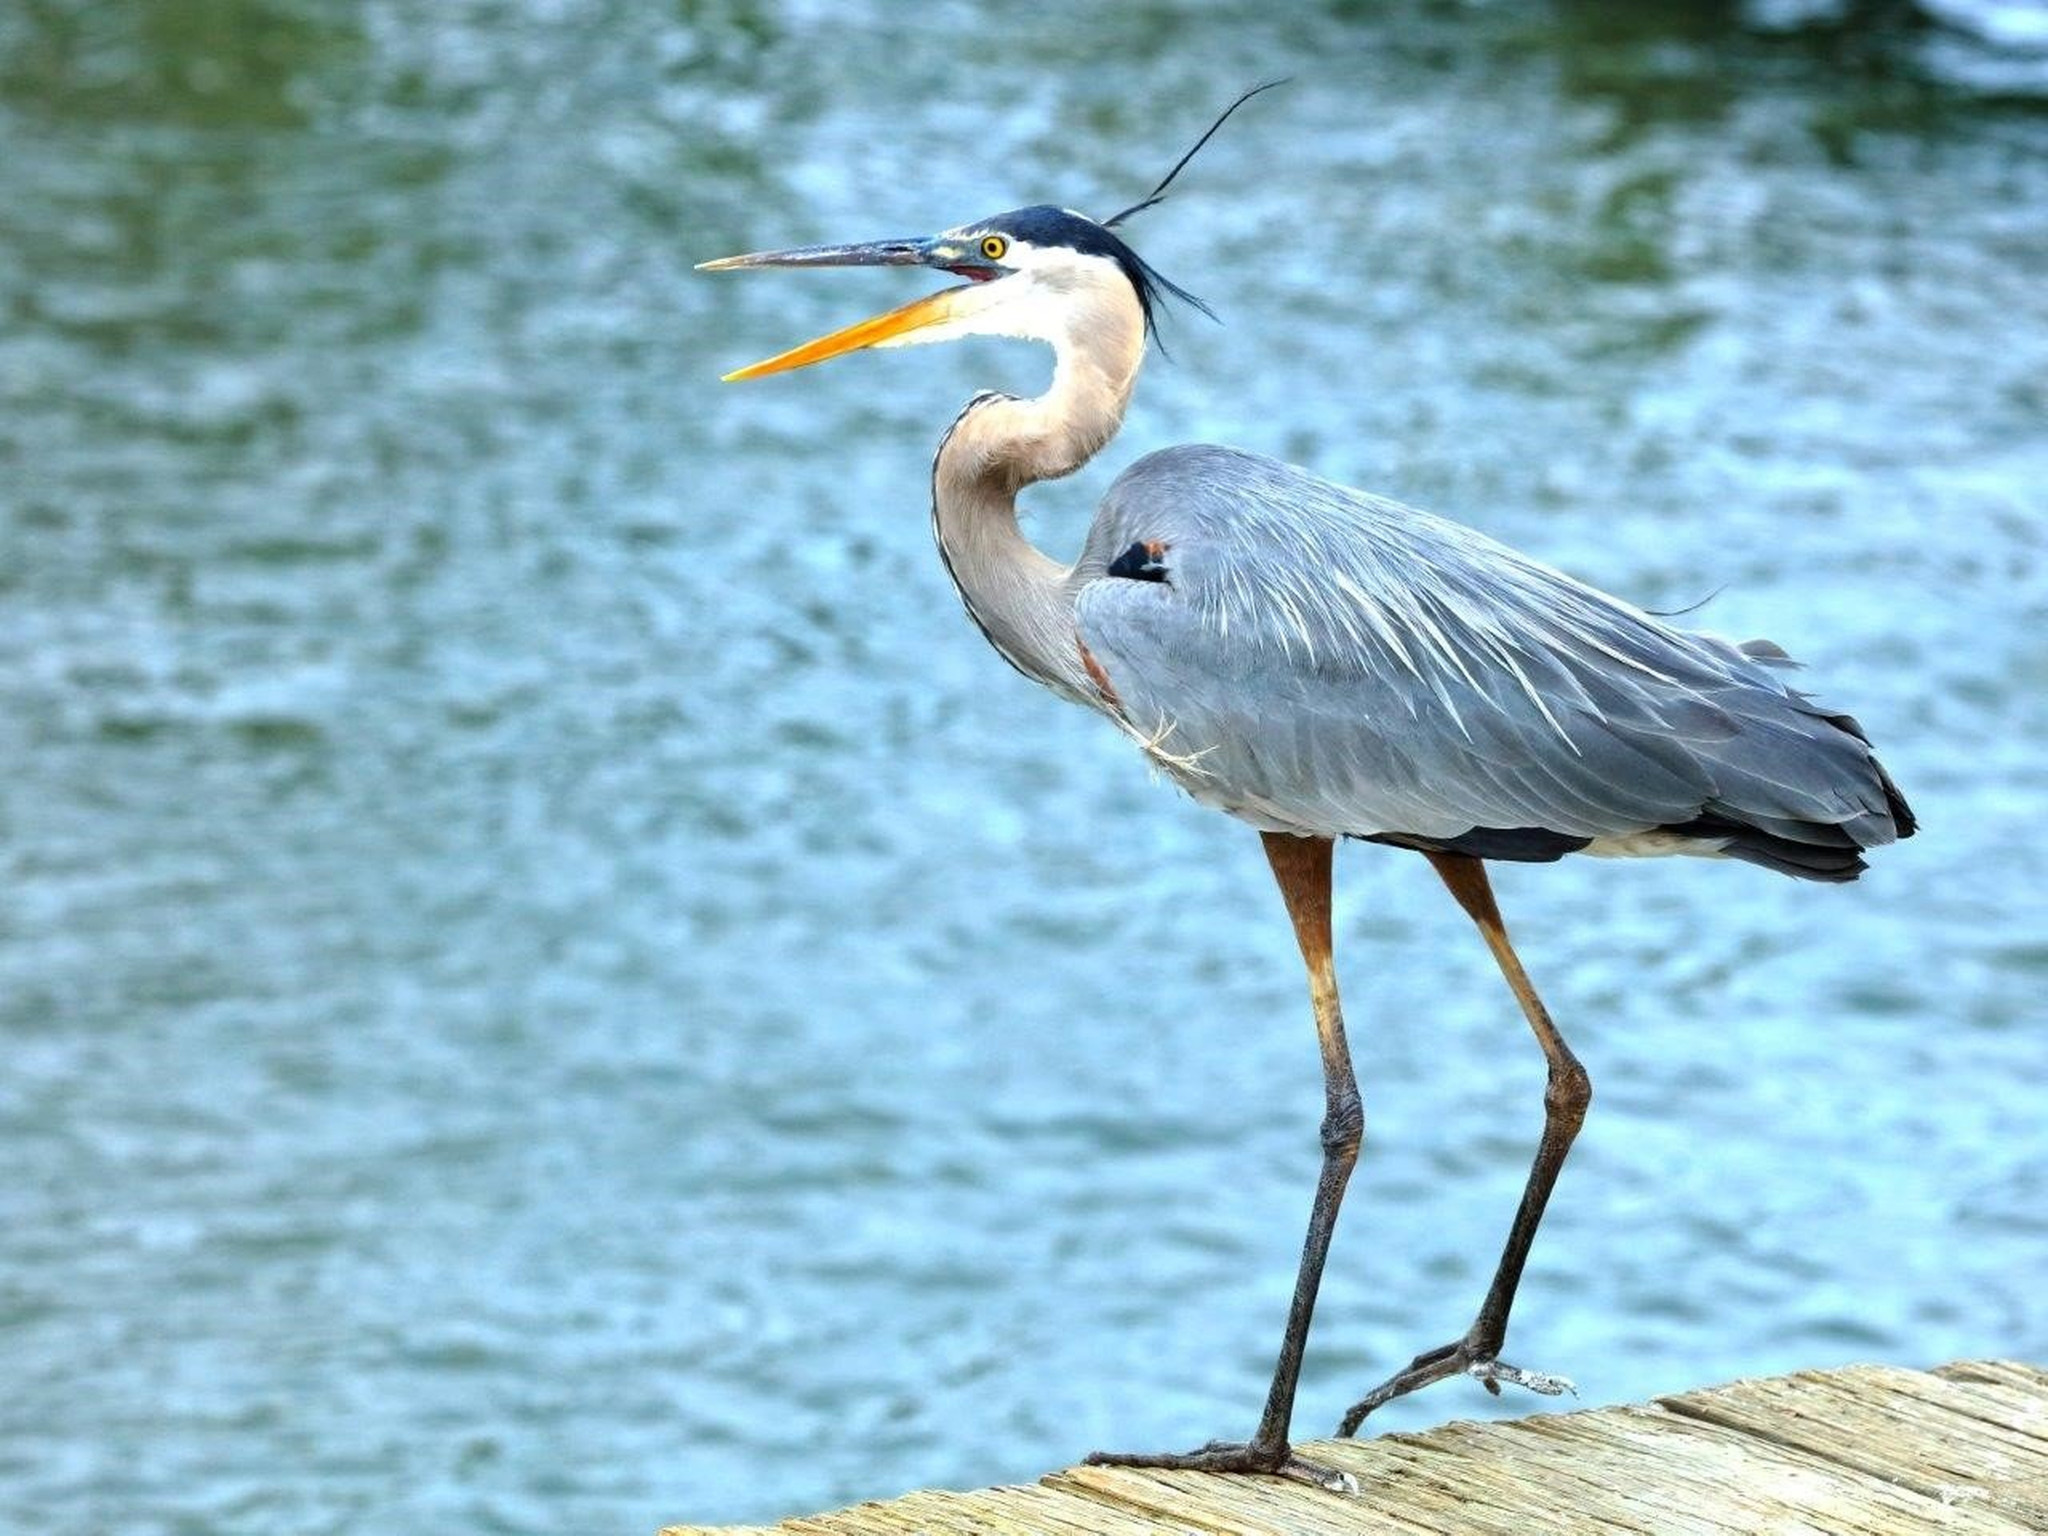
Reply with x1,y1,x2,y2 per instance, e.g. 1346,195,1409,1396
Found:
666,1359,2048,1535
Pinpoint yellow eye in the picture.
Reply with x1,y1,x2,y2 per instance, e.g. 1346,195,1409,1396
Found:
980,234,1008,261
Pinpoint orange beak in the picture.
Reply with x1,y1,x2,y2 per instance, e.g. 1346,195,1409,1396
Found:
704,284,969,383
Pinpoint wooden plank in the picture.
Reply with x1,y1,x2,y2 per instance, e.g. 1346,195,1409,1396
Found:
665,1360,2048,1536
1302,1430,1657,1536
1048,1463,1364,1536
1497,1404,2031,1535
1657,1364,2048,1528
1936,1359,2048,1395
1859,1364,2048,1450
809,1483,1190,1535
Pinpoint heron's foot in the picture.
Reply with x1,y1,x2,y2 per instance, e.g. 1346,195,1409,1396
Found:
1084,1439,1358,1493
1336,1338,1575,1436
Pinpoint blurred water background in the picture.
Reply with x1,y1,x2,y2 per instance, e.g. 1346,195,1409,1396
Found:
3,0,2047,1530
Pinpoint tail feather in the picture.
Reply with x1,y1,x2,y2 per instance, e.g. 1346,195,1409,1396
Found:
1361,709,1914,885
1666,812,1870,883
1660,708,1914,882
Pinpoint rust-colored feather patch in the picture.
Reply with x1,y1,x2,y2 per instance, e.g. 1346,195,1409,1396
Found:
1076,635,1124,713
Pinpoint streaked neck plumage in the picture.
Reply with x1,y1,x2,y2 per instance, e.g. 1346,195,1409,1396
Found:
929,268,1146,704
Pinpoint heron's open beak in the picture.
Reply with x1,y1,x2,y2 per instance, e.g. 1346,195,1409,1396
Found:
697,237,974,383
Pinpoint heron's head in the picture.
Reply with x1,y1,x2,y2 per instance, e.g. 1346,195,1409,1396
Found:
697,204,1205,383
699,82,1283,383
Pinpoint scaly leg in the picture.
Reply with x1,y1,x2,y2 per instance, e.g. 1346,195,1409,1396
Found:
1337,851,1590,1436
1086,832,1362,1491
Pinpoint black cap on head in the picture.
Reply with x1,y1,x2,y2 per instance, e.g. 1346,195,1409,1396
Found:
972,204,1213,342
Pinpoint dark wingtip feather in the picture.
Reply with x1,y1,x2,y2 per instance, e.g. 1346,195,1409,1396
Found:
1816,711,1916,840
1872,756,1917,839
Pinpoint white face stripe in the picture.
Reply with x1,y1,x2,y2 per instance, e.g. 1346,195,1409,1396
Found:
865,232,1136,353
989,238,1123,278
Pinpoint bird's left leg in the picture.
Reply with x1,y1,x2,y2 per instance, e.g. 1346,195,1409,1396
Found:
1084,831,1361,1492
1336,851,1590,1436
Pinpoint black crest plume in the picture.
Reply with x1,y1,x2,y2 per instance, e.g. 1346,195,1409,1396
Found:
1106,79,1289,229
1092,80,1287,344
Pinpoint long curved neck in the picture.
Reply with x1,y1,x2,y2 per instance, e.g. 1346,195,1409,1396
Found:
931,281,1145,702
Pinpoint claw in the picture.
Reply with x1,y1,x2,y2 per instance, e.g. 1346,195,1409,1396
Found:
1313,1464,1361,1495
1470,1359,1575,1397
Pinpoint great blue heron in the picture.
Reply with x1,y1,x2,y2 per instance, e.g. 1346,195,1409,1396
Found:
698,89,1915,1488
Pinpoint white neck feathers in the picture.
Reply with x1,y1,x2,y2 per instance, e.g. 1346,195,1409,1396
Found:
927,258,1147,700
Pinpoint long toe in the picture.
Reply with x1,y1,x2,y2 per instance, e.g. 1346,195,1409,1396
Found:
1337,1345,1468,1436
1085,1441,1357,1493
1338,1342,1575,1436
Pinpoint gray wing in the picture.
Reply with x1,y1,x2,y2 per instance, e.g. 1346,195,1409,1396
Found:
1072,446,1909,869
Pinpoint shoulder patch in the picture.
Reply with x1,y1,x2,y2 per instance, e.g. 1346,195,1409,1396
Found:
1107,540,1170,583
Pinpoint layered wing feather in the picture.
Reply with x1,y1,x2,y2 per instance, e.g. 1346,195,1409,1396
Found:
1071,446,1911,871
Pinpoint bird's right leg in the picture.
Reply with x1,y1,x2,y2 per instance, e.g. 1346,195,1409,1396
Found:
1084,831,1361,1492
1336,851,1589,1435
